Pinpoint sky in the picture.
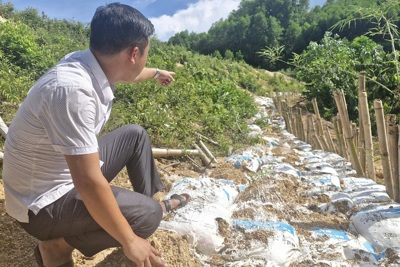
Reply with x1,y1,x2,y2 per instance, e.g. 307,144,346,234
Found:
4,0,327,41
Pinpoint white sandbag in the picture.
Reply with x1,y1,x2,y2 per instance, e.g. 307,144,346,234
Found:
248,124,263,138
302,175,341,190
301,154,323,163
269,163,300,177
304,162,339,176
254,96,276,109
227,153,262,172
160,177,239,255
340,177,378,191
350,188,390,206
261,136,280,147
310,228,380,265
350,204,400,252
317,192,354,213
231,220,302,266
160,209,225,255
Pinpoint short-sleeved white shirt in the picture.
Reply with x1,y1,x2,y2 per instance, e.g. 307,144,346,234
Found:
3,49,115,222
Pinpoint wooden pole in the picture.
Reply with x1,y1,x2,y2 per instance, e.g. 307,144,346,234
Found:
374,100,394,199
387,114,399,202
358,73,376,181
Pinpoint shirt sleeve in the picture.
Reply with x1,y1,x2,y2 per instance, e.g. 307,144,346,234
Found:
38,85,99,155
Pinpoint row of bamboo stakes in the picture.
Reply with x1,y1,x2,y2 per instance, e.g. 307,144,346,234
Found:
274,73,400,202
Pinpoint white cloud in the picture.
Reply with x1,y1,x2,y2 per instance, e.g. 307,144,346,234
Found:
150,0,241,41
131,0,157,10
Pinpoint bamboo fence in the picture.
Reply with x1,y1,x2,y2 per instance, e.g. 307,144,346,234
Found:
274,73,400,202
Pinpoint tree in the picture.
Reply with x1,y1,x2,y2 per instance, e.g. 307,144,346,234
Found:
332,0,400,86
294,33,395,120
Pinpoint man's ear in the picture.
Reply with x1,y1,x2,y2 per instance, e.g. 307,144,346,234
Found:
128,47,140,63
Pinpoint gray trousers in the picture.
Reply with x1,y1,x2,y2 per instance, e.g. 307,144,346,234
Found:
19,124,164,256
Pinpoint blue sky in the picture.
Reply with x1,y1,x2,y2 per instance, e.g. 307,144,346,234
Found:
4,0,326,41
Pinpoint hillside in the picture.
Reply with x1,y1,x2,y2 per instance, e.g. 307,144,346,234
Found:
1,2,400,266
1,94,398,266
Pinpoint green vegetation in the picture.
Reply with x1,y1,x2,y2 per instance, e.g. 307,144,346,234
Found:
169,0,400,123
2,0,400,156
0,3,303,156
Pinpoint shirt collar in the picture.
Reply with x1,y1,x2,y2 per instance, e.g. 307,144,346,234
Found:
81,49,115,103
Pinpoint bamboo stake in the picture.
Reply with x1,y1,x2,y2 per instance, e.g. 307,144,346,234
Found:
337,113,350,160
296,106,306,141
333,116,345,158
273,97,282,115
281,101,292,134
398,125,400,201
358,117,366,173
195,132,219,146
311,98,329,151
0,115,8,139
333,91,364,176
387,114,399,202
308,115,323,149
199,140,218,164
374,100,394,199
306,114,312,145
353,123,359,153
152,148,199,158
324,125,337,154
290,107,297,137
358,75,375,180
193,143,213,167
340,89,351,128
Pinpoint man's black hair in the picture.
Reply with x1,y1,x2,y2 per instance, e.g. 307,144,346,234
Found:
90,2,155,55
